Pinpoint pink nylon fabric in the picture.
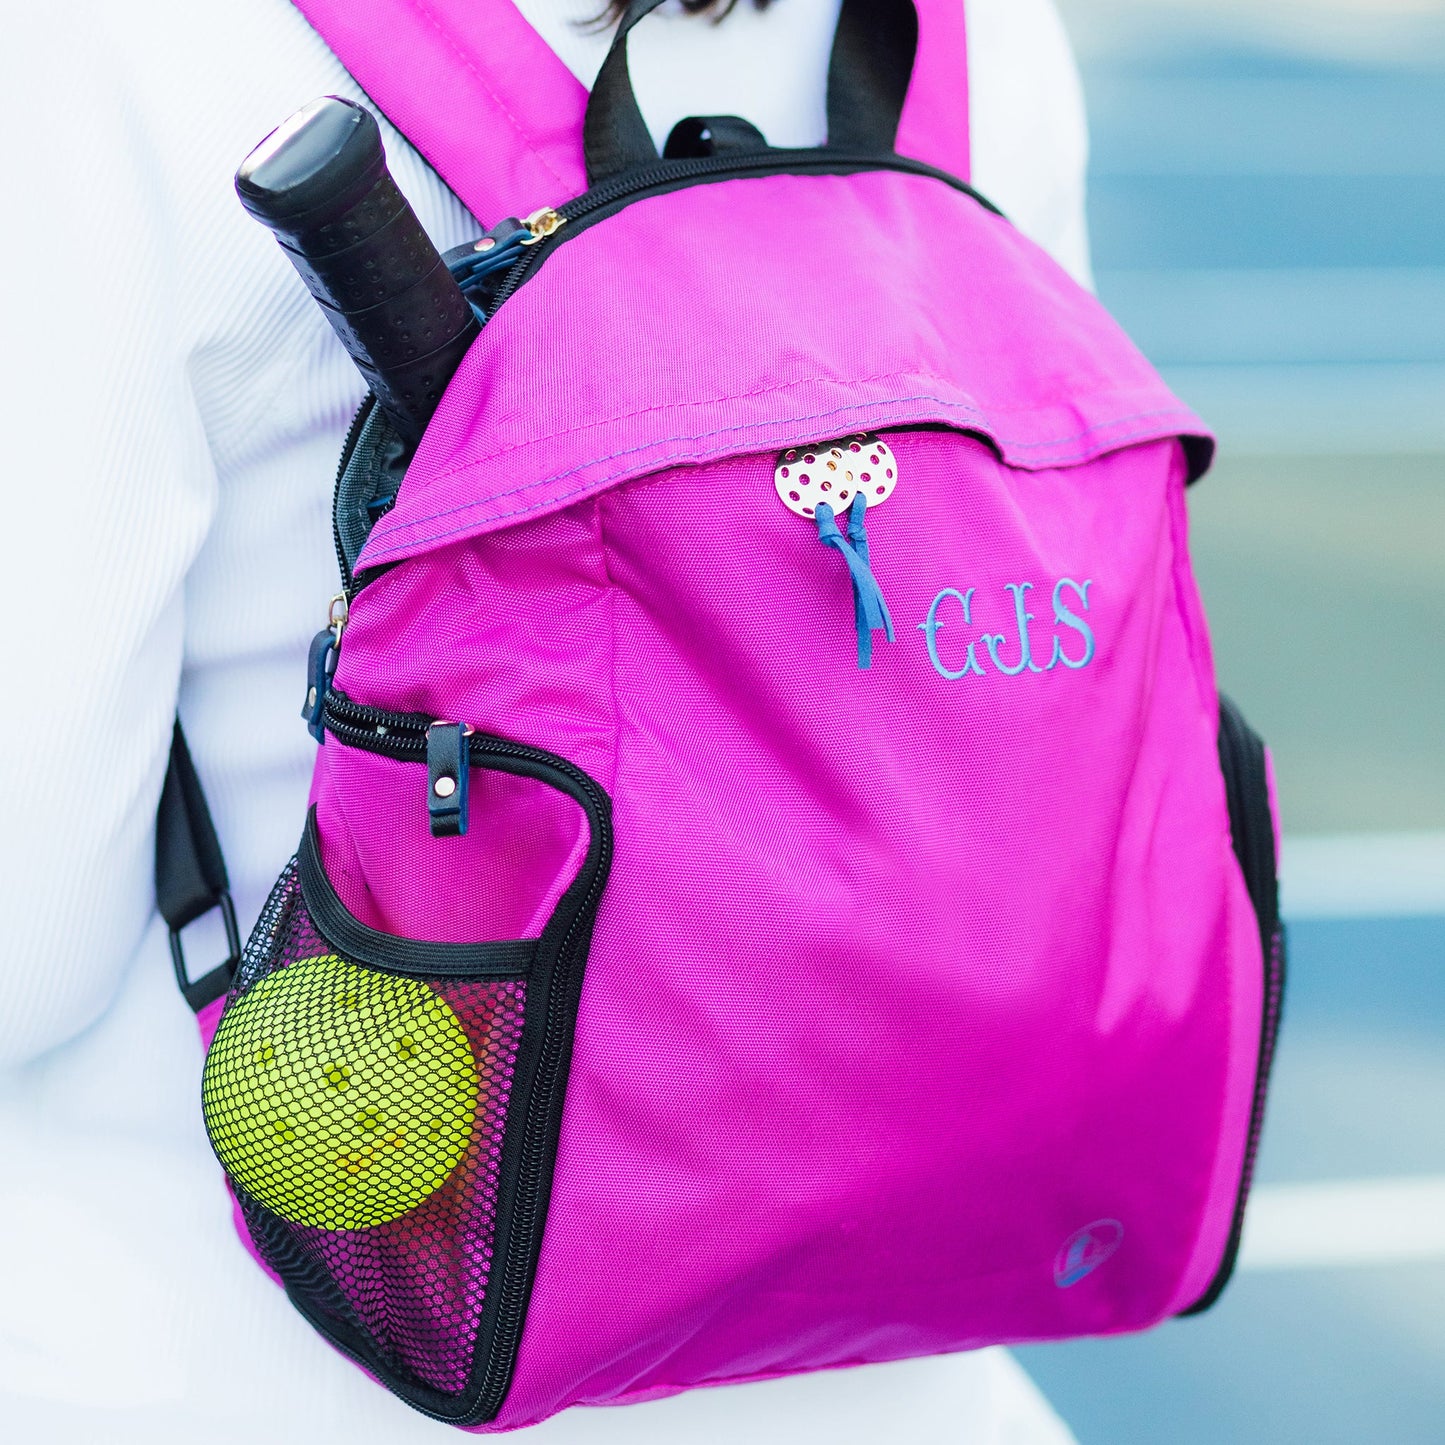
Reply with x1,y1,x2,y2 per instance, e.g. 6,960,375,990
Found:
290,0,591,224
357,169,1206,572
228,0,1267,1431
328,428,1257,1429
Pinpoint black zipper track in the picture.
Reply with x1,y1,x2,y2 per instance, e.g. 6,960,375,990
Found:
331,396,376,597
313,690,614,1424
328,151,994,600
1182,694,1285,1316
486,147,1000,317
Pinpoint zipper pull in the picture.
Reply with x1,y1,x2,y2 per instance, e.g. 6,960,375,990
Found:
301,594,348,743
445,223,531,321
426,721,473,838
817,495,894,669
775,435,898,670
444,208,564,317
521,207,565,244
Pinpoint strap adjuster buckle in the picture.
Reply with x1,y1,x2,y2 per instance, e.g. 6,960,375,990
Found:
168,890,240,1013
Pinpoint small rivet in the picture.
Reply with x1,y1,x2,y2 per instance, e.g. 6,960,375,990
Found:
474,236,497,252
306,686,317,709
434,775,457,798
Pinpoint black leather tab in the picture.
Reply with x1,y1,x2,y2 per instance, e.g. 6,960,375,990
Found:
427,721,470,837
156,720,240,1011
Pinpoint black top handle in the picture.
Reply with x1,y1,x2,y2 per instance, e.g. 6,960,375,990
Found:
584,0,921,186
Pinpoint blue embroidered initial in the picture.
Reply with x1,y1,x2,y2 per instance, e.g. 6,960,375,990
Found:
984,582,1037,676
1048,578,1095,670
919,588,985,680
920,579,1096,679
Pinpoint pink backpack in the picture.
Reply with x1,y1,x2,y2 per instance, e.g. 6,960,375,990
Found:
158,0,1284,1429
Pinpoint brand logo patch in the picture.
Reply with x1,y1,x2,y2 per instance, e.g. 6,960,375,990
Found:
1054,1219,1124,1288
919,579,1095,680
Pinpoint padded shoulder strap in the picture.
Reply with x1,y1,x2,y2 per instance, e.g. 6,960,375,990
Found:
291,0,590,222
291,0,969,221
900,0,971,180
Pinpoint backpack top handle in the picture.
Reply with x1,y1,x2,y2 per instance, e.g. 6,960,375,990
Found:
584,0,921,186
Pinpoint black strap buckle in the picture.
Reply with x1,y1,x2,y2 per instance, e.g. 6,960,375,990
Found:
168,890,240,1013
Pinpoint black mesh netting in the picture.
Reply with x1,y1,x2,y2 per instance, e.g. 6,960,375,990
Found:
203,860,526,1395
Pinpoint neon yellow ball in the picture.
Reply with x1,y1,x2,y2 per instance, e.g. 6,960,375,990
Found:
202,955,479,1230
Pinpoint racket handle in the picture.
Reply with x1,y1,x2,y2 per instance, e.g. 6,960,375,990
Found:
236,96,478,445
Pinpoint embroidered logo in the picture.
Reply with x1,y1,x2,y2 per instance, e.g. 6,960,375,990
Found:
1054,1219,1124,1288
919,579,1095,680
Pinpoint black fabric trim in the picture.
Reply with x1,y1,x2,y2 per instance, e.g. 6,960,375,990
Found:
157,720,239,1011
466,746,612,1423
1180,694,1286,1316
156,721,230,929
297,808,537,978
585,0,922,185
826,0,918,153
584,0,667,187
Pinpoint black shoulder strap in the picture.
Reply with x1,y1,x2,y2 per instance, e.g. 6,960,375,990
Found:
156,720,239,1012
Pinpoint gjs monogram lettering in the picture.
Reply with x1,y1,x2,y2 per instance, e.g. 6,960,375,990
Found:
919,579,1095,681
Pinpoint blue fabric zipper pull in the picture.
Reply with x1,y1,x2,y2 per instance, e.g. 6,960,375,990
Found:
445,209,563,321
301,629,339,743
301,594,348,743
817,494,894,669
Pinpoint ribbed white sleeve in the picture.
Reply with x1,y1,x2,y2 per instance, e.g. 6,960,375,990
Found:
0,2,1085,1440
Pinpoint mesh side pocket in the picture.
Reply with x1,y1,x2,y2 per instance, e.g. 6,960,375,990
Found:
203,859,526,1396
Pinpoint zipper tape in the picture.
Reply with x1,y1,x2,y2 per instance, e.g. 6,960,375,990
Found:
1180,694,1285,1315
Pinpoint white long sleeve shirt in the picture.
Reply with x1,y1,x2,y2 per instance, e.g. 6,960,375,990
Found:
0,1,1088,1439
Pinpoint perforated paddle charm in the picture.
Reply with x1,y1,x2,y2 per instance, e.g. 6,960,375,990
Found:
774,435,897,518
775,435,897,669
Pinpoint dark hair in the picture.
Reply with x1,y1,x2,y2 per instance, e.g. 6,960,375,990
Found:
594,0,773,25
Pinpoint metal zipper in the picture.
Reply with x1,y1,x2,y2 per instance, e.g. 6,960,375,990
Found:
486,148,999,318
329,153,994,603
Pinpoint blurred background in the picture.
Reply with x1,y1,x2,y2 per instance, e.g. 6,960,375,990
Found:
1013,2,1445,1440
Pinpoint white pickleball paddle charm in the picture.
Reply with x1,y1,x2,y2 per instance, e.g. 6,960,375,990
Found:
774,434,897,519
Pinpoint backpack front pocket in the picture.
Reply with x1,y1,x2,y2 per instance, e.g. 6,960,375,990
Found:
203,718,611,1424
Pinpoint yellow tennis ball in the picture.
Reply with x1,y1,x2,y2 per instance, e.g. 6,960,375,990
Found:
202,954,479,1231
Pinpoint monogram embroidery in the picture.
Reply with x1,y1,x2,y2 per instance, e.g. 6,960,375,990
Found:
919,579,1095,680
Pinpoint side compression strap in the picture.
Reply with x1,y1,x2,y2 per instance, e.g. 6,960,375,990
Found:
156,719,239,1012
